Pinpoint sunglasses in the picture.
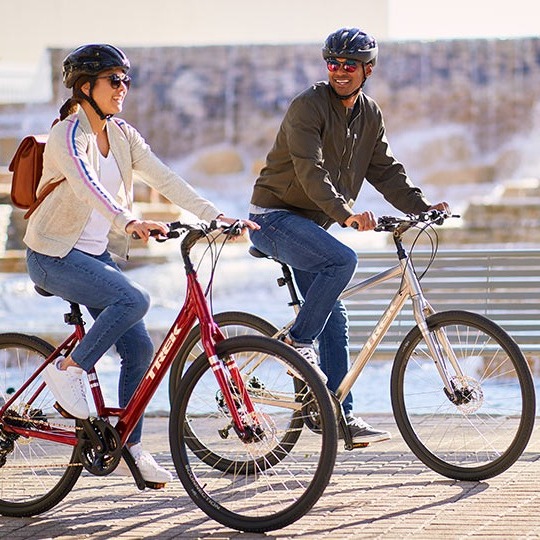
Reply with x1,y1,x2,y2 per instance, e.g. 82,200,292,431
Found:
326,59,360,73
96,73,131,89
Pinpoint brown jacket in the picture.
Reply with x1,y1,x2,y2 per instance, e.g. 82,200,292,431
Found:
251,82,430,227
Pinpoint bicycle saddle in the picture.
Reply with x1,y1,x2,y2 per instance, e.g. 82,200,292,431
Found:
248,246,270,259
34,285,54,297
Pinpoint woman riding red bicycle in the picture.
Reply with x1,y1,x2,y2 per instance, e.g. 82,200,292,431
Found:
24,43,257,486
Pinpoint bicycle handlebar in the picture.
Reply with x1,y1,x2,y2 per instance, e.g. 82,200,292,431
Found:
374,210,459,233
132,219,247,271
132,219,246,242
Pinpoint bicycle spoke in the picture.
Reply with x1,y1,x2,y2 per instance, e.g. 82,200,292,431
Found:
0,335,81,516
170,335,337,533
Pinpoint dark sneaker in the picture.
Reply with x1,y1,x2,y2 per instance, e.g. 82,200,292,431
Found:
340,415,391,444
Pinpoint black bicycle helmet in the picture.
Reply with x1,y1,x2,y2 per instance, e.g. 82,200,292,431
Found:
322,28,378,66
62,44,130,88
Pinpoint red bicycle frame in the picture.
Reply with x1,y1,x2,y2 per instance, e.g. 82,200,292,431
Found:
2,224,260,446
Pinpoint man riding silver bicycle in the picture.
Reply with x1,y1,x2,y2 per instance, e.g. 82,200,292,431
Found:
248,27,449,445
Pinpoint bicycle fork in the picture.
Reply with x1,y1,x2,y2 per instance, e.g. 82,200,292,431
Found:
195,309,264,443
409,289,469,404
208,351,265,443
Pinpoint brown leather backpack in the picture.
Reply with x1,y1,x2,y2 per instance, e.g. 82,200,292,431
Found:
8,120,64,219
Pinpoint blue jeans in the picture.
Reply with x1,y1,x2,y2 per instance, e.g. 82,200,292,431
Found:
26,248,154,444
249,211,357,414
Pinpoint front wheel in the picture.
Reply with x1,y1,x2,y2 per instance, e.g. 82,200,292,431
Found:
391,310,535,481
169,335,337,533
0,333,82,516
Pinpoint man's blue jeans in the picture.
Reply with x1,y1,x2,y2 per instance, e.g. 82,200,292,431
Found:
249,211,357,414
26,248,154,444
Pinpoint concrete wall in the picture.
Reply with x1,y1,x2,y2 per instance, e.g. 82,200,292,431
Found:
45,37,540,185
2,36,539,189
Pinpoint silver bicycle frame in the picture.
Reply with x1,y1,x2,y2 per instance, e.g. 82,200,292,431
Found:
276,254,464,404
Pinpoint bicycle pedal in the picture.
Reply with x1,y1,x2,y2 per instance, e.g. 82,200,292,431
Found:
351,442,370,449
121,447,146,490
144,481,167,490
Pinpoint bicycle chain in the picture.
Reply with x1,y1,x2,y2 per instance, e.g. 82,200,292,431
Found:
1,408,96,469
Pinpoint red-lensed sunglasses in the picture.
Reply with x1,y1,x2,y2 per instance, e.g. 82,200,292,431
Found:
326,59,359,73
96,73,131,89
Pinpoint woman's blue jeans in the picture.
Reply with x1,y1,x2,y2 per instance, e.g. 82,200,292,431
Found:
249,211,357,414
26,248,154,444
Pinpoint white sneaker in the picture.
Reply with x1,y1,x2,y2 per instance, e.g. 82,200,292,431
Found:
42,357,89,419
129,443,173,485
292,345,328,384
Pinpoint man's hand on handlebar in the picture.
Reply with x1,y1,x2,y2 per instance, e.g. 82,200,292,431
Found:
344,211,377,231
428,201,451,215
217,215,260,241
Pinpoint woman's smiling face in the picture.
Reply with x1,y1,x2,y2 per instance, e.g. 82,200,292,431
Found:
85,68,130,116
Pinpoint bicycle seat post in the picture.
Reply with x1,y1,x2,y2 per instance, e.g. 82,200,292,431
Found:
64,303,85,326
278,263,302,312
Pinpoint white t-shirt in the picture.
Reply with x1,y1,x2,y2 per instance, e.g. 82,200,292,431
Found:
75,151,122,255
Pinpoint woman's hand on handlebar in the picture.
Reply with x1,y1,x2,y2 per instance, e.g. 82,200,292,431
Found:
126,219,169,243
344,211,377,231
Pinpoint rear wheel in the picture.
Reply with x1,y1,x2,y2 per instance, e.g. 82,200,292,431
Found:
0,333,82,516
169,335,337,533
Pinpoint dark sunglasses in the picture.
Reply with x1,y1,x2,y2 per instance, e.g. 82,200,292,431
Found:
326,59,360,73
96,73,131,89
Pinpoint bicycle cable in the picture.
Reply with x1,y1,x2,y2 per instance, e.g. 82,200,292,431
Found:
406,219,440,283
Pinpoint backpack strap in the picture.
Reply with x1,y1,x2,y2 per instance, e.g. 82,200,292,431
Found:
24,178,65,219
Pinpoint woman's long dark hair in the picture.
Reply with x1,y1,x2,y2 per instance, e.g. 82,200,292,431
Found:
58,76,94,120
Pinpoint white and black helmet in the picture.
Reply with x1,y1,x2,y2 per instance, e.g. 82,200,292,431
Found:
322,28,378,66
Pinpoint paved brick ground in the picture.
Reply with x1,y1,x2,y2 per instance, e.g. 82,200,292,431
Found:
2,414,540,539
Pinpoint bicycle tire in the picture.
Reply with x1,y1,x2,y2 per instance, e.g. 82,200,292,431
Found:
0,333,82,516
169,335,337,533
168,311,278,401
391,310,536,481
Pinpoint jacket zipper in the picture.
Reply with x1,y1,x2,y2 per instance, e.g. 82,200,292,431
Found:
337,126,350,182
338,109,360,178
347,133,357,169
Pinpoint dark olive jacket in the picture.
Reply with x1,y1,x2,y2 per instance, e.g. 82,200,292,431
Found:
251,82,430,227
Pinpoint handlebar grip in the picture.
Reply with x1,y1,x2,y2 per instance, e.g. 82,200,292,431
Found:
131,229,164,240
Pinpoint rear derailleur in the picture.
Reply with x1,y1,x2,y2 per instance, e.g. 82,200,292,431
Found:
0,407,47,467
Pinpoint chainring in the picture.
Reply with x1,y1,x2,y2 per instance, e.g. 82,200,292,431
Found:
78,418,122,476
